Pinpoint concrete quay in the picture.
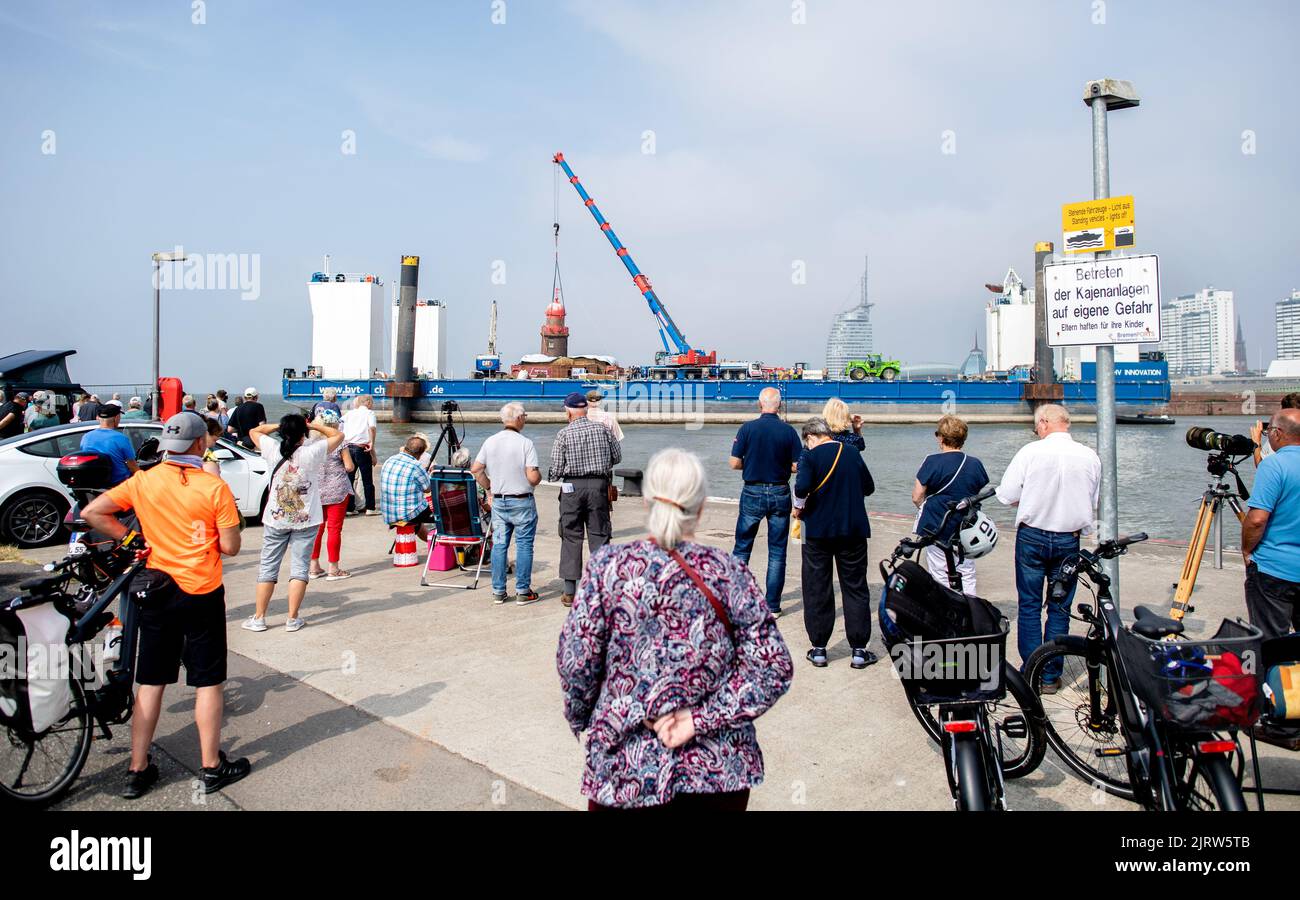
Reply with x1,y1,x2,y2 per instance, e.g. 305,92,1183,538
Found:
18,487,1300,811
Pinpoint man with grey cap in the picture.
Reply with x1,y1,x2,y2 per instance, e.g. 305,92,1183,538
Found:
82,412,249,799
549,391,622,606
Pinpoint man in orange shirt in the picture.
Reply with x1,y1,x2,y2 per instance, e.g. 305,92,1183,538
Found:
83,413,250,800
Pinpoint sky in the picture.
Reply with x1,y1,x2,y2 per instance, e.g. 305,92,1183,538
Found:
1,0,1297,391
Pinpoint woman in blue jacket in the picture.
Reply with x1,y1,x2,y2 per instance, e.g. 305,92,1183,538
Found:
793,417,877,670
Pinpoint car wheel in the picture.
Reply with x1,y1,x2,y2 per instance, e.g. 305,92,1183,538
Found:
0,490,69,547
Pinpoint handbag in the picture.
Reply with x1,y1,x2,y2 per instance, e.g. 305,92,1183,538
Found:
793,442,843,540
651,539,733,637
607,483,618,504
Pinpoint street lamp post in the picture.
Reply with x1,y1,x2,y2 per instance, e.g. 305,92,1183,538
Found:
151,251,186,421
1083,79,1140,595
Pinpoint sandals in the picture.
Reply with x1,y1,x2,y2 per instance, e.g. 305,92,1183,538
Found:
326,570,352,581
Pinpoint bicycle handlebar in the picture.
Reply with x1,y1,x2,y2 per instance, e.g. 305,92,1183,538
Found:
1048,533,1149,600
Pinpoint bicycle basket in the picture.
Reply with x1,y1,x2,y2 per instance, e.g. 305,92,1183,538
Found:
1116,618,1264,731
880,561,1010,704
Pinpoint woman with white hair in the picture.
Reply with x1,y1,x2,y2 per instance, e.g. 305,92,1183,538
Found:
557,448,793,810
309,386,342,422
25,391,59,431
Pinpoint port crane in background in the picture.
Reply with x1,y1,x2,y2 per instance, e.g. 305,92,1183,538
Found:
474,299,501,377
553,152,722,379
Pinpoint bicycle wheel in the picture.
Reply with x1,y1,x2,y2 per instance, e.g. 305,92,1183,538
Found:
1025,637,1136,801
1180,752,1247,811
951,736,992,811
906,662,1046,779
0,676,93,805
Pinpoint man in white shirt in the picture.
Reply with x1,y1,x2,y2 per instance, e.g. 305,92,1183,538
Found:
996,403,1101,691
341,394,378,515
585,389,624,442
471,402,542,605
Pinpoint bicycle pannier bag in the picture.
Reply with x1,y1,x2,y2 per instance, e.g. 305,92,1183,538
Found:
0,603,74,733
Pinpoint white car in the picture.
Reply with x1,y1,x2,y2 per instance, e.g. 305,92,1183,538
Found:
0,421,270,546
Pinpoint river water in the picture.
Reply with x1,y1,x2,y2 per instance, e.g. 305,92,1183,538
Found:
261,399,1259,543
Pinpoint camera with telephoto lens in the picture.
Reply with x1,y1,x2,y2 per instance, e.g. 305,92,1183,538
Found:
1185,426,1255,457
441,400,459,413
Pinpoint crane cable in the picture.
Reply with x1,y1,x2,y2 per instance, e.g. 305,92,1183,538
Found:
552,160,564,307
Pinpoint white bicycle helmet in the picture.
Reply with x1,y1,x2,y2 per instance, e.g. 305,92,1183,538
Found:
958,510,999,559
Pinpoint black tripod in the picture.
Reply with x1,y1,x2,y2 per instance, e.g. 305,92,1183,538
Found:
427,401,465,468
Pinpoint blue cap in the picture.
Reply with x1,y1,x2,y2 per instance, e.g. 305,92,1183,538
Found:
563,392,588,409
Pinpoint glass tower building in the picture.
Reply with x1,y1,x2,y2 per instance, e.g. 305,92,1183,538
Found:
825,257,874,379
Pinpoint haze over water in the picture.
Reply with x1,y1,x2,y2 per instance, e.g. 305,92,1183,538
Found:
262,398,1257,544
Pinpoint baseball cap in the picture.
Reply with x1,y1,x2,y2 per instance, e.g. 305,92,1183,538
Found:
244,387,259,398
158,412,208,452
585,389,603,403
97,401,124,418
13,391,30,402
563,392,588,409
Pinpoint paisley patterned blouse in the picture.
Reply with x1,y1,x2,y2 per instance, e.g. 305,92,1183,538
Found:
557,539,793,808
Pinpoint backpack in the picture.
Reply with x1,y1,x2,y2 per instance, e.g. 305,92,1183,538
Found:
880,559,1002,646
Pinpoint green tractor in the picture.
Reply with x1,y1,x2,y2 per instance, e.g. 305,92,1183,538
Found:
844,355,901,382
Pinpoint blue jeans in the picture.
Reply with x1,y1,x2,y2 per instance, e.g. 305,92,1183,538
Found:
491,496,537,594
732,483,791,612
1014,525,1080,682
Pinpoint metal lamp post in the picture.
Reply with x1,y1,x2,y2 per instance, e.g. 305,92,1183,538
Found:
150,251,186,421
1083,79,1140,594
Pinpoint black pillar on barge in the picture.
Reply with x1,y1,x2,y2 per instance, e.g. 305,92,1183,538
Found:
391,254,419,423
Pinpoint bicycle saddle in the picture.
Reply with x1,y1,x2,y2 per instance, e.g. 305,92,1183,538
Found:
1132,605,1184,640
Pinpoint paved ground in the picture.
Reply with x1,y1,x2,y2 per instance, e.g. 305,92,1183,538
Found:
9,486,1300,811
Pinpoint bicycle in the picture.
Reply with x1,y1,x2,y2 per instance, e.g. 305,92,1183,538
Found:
1024,534,1262,810
0,540,147,804
879,484,1047,810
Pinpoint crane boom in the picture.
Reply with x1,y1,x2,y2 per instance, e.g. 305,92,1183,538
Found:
552,152,714,367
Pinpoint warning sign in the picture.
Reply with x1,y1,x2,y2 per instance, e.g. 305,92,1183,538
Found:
1044,254,1160,347
1061,195,1135,254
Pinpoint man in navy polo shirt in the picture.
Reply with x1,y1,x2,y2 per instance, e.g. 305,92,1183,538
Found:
730,387,803,615
1242,408,1300,639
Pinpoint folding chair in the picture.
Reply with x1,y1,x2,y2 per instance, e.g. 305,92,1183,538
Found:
419,466,491,590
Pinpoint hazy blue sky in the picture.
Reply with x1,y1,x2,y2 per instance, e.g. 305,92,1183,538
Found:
2,0,1296,391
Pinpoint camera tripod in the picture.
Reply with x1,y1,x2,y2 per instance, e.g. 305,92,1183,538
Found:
1170,452,1250,621
426,401,464,468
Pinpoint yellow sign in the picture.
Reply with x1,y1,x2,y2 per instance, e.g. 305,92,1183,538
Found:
1061,195,1135,254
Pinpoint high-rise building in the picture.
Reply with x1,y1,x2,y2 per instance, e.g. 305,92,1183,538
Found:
1277,289,1300,361
1157,287,1236,376
825,257,874,379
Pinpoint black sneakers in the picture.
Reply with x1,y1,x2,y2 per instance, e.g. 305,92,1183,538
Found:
806,647,828,667
122,757,159,800
850,648,880,669
201,751,252,794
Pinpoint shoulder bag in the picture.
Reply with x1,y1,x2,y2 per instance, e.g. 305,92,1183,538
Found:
793,441,843,540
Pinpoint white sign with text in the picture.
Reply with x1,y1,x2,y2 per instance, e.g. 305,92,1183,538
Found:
1044,254,1160,347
